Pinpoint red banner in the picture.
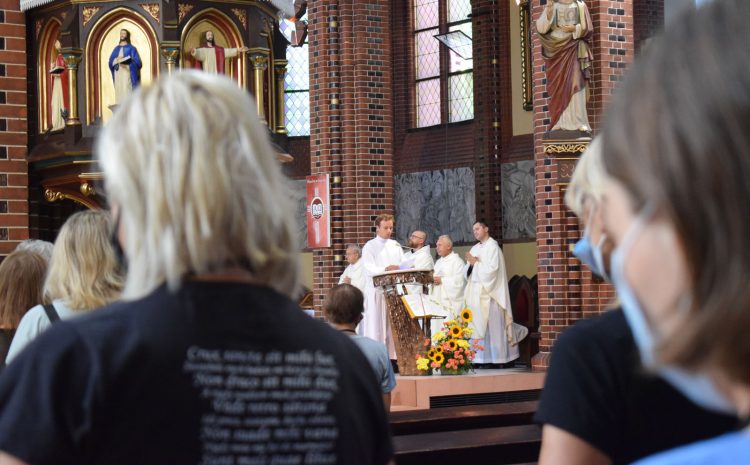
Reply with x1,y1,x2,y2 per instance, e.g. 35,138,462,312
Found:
306,174,331,248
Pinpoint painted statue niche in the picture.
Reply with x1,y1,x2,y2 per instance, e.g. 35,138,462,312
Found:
37,20,69,133
536,0,593,134
182,13,247,86
86,10,157,124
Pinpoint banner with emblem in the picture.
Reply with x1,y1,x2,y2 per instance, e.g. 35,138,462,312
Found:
306,174,331,248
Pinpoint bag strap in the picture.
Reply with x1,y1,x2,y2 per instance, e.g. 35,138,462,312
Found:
42,303,60,324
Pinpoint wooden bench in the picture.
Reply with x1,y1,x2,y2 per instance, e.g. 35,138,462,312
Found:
393,424,541,465
390,400,538,435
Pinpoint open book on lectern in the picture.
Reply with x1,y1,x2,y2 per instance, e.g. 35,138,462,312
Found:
400,294,450,320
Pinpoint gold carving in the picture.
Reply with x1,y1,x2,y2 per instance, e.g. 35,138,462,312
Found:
231,8,247,30
178,3,194,23
80,182,96,197
35,19,42,39
82,6,101,27
543,143,589,154
45,188,65,203
140,3,160,24
519,0,533,111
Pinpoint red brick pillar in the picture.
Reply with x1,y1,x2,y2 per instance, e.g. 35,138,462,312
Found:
308,0,394,313
0,0,28,256
531,0,634,368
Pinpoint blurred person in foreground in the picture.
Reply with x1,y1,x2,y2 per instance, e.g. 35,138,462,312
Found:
598,1,750,463
0,251,47,367
0,71,393,465
535,138,736,465
324,284,396,411
5,210,124,363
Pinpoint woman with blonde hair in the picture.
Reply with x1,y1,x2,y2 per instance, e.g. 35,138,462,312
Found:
0,250,48,366
5,209,123,363
0,72,393,465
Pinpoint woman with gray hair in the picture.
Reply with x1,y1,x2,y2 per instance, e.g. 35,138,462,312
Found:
0,72,393,465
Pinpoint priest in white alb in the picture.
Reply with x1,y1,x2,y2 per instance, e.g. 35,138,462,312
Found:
430,235,466,335
338,244,366,293
464,221,528,365
361,214,404,356
400,230,434,271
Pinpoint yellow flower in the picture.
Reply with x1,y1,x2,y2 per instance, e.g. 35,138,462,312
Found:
461,308,473,323
449,325,463,338
416,357,430,371
435,346,444,354
447,340,459,351
427,349,436,360
432,331,445,342
463,327,474,337
433,353,445,365
457,339,470,349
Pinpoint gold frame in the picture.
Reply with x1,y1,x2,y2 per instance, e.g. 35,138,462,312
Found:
519,0,533,111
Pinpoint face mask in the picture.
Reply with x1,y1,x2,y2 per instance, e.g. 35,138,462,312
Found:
611,206,734,414
572,213,610,281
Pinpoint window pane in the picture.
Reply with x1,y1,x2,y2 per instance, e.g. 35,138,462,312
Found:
449,23,473,73
285,91,310,136
449,72,473,123
284,42,309,91
417,78,441,127
448,0,472,24
415,28,440,80
415,0,439,30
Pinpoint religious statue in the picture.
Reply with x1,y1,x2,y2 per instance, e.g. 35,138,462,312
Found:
48,39,68,131
536,0,593,133
190,30,249,75
108,29,142,105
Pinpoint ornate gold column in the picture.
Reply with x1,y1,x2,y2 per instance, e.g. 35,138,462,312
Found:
160,42,181,75
273,60,288,134
248,50,269,125
62,49,82,126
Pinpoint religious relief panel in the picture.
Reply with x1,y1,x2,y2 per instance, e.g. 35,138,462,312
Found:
501,160,536,240
394,167,476,245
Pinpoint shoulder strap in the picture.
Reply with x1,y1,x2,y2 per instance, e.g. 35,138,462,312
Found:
43,303,60,324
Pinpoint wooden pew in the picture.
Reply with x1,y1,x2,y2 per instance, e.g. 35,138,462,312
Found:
390,400,538,435
393,424,541,465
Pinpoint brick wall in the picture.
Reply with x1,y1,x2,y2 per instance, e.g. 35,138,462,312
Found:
634,0,664,52
0,0,28,256
531,0,636,367
308,0,395,314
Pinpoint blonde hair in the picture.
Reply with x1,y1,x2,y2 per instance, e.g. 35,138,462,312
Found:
564,137,606,217
0,250,47,328
96,71,300,299
44,210,124,311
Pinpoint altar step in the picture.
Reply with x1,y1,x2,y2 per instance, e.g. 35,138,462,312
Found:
390,400,538,435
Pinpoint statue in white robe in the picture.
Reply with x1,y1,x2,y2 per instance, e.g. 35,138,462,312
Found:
464,223,528,364
361,216,404,357
190,30,248,75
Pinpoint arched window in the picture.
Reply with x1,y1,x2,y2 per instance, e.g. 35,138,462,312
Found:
284,13,309,137
414,0,473,128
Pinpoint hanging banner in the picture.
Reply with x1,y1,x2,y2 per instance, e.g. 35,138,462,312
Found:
306,174,331,248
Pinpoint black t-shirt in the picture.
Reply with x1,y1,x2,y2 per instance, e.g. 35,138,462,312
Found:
534,308,737,465
0,281,393,465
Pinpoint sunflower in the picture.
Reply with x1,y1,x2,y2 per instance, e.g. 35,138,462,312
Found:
461,308,473,323
449,325,463,338
433,353,445,365
447,340,459,351
427,349,436,360
435,346,444,354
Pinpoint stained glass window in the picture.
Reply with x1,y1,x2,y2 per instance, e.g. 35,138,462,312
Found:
284,14,310,137
413,0,473,128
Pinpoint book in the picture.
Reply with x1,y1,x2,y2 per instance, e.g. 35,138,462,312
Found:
119,56,132,64
49,65,65,74
401,294,450,320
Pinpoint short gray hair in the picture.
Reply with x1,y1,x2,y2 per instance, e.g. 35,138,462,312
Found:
345,244,361,257
15,239,54,262
97,71,300,299
437,235,453,248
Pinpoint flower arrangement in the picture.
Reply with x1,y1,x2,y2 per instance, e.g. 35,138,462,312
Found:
415,308,483,375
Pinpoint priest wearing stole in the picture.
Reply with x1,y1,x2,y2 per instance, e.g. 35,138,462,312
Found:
361,214,404,356
464,222,527,365
400,231,434,271
338,244,366,293
430,235,466,335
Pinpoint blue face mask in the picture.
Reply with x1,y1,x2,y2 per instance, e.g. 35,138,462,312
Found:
572,215,610,281
611,206,735,414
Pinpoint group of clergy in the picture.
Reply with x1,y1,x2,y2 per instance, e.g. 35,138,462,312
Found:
338,214,528,366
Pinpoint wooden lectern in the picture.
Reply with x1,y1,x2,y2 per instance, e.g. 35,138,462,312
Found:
372,269,433,376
